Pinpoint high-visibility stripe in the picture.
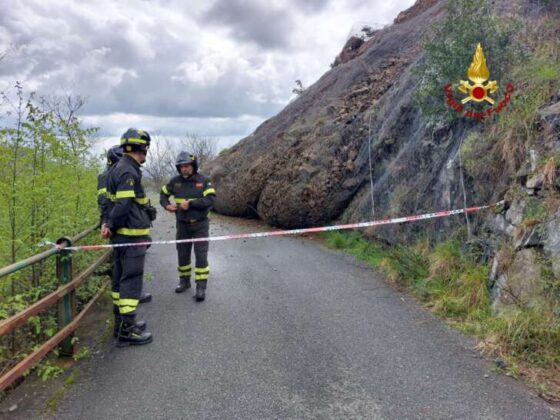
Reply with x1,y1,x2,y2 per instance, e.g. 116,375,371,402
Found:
116,190,136,199
97,188,107,196
121,137,147,145
194,267,209,273
161,185,170,195
119,305,137,314
119,296,139,314
195,274,209,280
178,264,192,273
111,292,120,304
203,188,216,197
116,227,150,236
119,298,139,307
135,197,148,205
175,198,186,204
107,193,116,202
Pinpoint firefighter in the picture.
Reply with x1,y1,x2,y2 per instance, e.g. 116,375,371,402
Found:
102,128,155,346
98,146,152,306
97,146,122,225
160,151,216,301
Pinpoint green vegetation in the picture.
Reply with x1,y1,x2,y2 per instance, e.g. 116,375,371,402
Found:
0,83,106,382
0,84,100,267
44,369,78,414
414,0,520,124
34,359,65,382
325,230,560,397
325,231,386,267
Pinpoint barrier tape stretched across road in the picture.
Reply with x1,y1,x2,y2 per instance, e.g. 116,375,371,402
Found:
50,202,503,252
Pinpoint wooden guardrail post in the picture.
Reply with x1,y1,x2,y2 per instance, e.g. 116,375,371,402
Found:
56,237,76,356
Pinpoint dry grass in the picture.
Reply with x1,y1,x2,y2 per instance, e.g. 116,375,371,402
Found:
519,364,560,403
543,157,557,188
514,219,542,243
495,248,514,274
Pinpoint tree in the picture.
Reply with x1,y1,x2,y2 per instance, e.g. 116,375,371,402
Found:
360,25,376,39
0,84,100,266
143,133,218,190
292,80,305,95
178,132,217,171
142,134,175,187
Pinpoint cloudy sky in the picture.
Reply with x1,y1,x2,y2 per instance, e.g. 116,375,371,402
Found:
0,0,414,151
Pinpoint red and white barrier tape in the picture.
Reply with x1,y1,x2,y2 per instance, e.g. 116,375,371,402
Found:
57,202,503,252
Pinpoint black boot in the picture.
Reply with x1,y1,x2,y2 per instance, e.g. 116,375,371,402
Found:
139,292,152,303
175,276,191,293
117,318,153,347
113,314,147,338
195,281,206,302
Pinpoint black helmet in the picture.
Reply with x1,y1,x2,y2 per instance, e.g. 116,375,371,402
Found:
175,151,198,173
107,145,123,166
120,128,151,152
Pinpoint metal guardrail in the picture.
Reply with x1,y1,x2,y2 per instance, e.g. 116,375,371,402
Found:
0,224,110,391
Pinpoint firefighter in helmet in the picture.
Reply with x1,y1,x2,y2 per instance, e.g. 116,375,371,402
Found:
103,128,156,346
160,151,216,301
98,146,152,306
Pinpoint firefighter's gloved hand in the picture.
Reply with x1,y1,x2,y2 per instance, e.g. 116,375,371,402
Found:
180,200,190,210
165,204,178,212
146,204,157,221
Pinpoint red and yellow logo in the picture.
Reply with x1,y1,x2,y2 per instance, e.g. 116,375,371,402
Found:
444,43,513,121
458,43,498,104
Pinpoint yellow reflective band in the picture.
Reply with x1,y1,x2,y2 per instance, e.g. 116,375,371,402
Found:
111,292,120,299
119,298,139,307
97,187,107,196
161,185,170,195
119,306,136,314
175,198,186,204
135,197,148,205
107,193,116,202
194,267,209,273
203,188,216,197
121,137,147,145
178,265,192,272
116,228,150,236
116,190,136,199
195,274,209,280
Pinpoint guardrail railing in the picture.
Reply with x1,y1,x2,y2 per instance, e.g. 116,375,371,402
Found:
0,225,110,391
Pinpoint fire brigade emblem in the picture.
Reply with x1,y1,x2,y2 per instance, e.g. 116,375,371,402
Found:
458,43,498,104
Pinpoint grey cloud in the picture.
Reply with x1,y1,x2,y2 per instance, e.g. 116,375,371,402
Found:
1,0,287,120
202,0,294,49
291,0,332,13
1,0,416,144
82,58,286,119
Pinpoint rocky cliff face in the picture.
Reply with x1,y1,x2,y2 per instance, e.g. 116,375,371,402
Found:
488,98,560,310
207,0,560,311
207,0,448,233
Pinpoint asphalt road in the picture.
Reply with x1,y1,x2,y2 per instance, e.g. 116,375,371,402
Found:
51,211,554,419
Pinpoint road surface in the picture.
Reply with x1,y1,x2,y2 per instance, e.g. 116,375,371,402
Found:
48,211,554,419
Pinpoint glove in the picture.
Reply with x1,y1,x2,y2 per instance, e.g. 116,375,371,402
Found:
145,200,157,222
